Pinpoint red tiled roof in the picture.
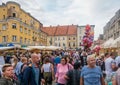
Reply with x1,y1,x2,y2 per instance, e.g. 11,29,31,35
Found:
67,25,77,35
42,25,77,36
42,26,57,36
55,26,68,36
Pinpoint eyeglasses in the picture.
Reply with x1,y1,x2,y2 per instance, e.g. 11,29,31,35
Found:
61,59,65,61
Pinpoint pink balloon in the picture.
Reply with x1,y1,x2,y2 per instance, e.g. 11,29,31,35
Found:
94,46,101,52
85,24,91,31
83,38,89,43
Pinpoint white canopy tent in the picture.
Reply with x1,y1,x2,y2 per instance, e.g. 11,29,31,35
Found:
101,38,114,48
28,46,62,51
0,46,62,52
0,47,15,51
0,46,22,51
110,37,120,48
21,47,31,50
28,46,46,50
45,46,62,50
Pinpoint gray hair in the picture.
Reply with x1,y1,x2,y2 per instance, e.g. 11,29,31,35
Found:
87,54,95,61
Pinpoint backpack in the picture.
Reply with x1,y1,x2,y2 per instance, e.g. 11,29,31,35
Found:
66,69,81,85
43,63,52,83
18,63,28,84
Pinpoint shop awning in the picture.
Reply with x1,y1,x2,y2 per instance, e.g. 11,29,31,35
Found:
7,43,14,47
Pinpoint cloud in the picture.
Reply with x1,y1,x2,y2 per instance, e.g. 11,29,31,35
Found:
1,0,120,40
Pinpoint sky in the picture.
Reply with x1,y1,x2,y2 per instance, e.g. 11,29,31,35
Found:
0,0,120,40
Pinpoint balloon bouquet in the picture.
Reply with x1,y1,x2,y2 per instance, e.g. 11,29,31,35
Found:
93,45,101,56
81,24,94,53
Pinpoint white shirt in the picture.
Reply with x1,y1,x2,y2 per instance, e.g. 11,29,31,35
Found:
115,56,120,66
105,57,114,75
43,63,51,72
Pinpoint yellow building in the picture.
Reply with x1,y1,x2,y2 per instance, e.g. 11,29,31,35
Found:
0,1,47,46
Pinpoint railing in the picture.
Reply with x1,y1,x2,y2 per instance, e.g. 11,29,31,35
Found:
0,17,40,32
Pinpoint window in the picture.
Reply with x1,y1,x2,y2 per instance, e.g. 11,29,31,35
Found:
24,38,27,43
73,42,75,47
13,6,15,9
33,32,34,36
20,37,23,43
12,23,16,29
118,20,120,27
63,37,65,40
24,28,27,34
73,37,75,40
13,13,16,17
2,36,7,42
55,37,57,40
12,35,17,42
69,38,70,40
28,39,30,44
55,43,57,46
20,26,23,32
3,15,5,19
69,42,71,47
30,20,34,25
58,37,60,40
49,38,52,45
2,24,6,30
118,20,120,24
59,43,60,46
63,43,65,46
79,42,81,46
118,31,120,36
28,30,31,35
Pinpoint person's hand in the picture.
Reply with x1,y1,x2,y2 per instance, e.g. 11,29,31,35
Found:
41,79,45,84
55,78,58,83
52,76,55,81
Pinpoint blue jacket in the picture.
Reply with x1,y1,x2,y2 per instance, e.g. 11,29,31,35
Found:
23,65,43,85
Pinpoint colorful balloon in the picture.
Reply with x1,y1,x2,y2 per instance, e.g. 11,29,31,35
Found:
90,31,94,36
82,24,94,50
85,24,91,31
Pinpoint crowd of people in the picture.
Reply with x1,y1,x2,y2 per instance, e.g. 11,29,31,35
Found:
0,50,120,85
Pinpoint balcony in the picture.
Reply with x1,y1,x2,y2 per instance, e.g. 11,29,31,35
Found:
7,16,21,21
20,22,40,32
6,16,39,31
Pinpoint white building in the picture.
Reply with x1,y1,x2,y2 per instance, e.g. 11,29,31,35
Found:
77,25,95,49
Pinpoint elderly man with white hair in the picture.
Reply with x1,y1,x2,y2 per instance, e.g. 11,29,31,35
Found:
80,54,105,85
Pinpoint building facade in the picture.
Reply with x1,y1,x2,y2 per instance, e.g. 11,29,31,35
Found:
103,9,120,41
67,25,77,49
0,1,47,46
42,25,77,49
